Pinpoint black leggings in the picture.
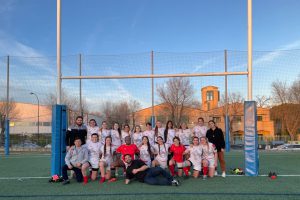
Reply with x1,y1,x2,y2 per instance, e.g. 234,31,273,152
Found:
62,164,83,182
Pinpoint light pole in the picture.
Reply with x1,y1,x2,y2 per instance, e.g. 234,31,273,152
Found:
30,92,40,143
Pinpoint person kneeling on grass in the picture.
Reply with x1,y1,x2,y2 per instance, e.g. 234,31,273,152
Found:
124,154,180,186
81,133,102,184
62,137,89,185
200,136,218,179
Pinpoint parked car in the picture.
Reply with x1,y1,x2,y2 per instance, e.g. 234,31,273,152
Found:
12,141,40,149
272,144,300,151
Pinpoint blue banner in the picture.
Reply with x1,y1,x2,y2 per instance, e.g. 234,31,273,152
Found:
244,101,259,176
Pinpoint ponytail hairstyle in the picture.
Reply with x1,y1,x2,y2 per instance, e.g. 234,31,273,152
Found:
113,122,122,143
104,136,112,158
164,120,173,142
154,124,158,137
142,136,152,156
156,136,166,155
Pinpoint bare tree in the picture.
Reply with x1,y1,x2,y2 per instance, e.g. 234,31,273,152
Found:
271,81,289,104
256,95,271,108
271,104,300,140
189,100,202,109
45,90,89,125
128,99,141,128
271,76,300,140
156,77,194,127
0,99,19,146
218,92,244,144
289,78,300,104
101,99,141,128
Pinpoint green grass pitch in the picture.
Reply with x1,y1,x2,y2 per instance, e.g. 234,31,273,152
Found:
0,151,300,200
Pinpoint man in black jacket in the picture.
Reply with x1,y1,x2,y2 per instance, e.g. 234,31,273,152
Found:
66,116,87,151
206,120,226,178
124,154,179,186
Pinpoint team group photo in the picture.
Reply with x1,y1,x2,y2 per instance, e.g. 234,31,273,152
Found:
62,116,226,186
1,0,300,200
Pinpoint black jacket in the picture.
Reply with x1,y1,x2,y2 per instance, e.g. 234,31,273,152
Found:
65,125,87,146
206,127,225,152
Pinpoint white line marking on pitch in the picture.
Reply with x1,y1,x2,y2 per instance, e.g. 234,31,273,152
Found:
1,175,300,180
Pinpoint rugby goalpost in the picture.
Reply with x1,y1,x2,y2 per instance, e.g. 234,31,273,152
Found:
51,0,258,177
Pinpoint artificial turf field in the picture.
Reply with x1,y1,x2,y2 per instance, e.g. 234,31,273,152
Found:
0,151,299,200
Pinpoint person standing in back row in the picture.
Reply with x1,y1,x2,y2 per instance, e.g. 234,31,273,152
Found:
66,116,87,151
206,120,226,178
192,117,208,138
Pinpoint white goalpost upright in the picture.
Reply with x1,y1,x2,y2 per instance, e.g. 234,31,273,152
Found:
244,0,259,176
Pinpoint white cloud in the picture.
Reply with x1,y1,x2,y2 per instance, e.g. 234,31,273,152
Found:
253,40,300,66
0,31,56,75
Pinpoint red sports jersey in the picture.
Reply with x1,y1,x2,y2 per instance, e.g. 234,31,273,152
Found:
116,144,139,161
169,144,186,163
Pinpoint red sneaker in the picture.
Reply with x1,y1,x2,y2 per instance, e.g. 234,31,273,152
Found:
108,178,117,182
99,177,106,183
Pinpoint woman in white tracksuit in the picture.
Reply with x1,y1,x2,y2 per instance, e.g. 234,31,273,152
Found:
200,136,218,179
99,136,116,183
152,136,170,169
138,136,154,167
86,119,99,142
183,136,203,178
99,121,111,145
132,125,143,147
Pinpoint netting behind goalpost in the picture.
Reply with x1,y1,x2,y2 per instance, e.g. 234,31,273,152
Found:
52,50,258,176
1,50,300,176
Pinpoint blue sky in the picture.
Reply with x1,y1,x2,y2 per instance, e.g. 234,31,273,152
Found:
0,0,300,109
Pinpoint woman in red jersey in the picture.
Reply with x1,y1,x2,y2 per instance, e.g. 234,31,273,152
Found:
168,136,189,177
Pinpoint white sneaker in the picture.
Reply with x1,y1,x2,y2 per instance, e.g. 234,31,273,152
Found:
214,171,218,176
171,179,180,186
222,172,226,178
202,175,207,180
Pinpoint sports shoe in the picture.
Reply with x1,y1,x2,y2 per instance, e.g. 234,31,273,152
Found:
62,180,70,185
222,172,226,178
99,177,106,183
171,179,180,186
214,171,218,176
108,178,117,182
202,175,207,180
115,172,119,177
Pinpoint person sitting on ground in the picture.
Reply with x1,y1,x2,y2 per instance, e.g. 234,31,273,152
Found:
62,137,89,185
124,154,180,186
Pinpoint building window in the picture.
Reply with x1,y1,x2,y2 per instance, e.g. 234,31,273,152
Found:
257,115,263,121
43,122,51,126
213,117,221,123
233,116,242,122
206,91,214,101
